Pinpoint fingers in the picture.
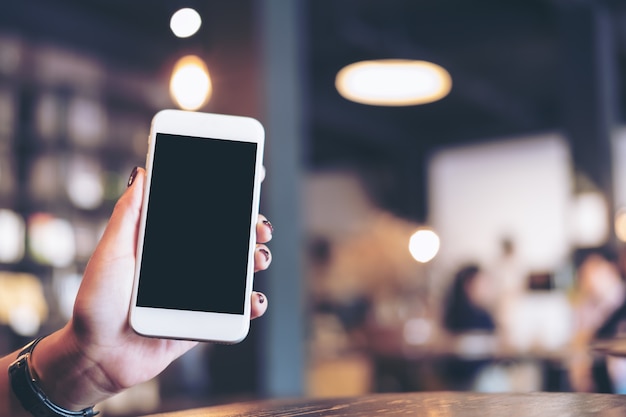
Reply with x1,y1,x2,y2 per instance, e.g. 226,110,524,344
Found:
254,214,273,272
250,291,268,319
260,165,266,183
254,244,271,272
252,213,271,318
74,167,146,337
256,214,273,243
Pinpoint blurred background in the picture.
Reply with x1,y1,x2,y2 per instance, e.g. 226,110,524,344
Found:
3,0,626,415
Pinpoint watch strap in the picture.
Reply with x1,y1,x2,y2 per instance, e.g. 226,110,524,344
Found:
8,337,99,417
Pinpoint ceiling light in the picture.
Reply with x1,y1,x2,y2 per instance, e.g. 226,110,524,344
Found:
169,55,212,111
170,8,202,38
336,59,452,106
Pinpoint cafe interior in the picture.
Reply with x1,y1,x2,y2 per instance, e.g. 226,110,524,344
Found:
2,0,626,415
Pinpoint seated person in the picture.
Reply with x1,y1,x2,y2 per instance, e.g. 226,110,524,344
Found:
441,264,496,390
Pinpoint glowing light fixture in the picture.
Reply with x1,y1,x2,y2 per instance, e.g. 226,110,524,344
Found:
170,55,212,111
170,8,202,38
0,209,24,263
408,228,440,263
336,59,452,106
28,213,76,267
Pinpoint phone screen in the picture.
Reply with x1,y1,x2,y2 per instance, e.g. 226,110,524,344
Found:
136,132,258,315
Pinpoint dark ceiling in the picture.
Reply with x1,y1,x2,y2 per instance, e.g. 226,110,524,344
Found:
307,0,626,221
2,0,626,222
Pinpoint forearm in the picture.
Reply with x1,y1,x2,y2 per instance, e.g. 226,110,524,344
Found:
0,347,30,417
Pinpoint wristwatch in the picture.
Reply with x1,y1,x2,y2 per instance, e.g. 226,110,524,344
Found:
8,337,99,417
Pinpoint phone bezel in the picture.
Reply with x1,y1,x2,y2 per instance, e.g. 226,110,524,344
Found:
129,109,265,343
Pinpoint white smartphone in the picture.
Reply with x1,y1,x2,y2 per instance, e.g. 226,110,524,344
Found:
129,109,265,343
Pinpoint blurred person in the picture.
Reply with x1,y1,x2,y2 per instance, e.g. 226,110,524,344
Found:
441,264,496,390
0,167,274,417
568,249,626,393
443,264,495,333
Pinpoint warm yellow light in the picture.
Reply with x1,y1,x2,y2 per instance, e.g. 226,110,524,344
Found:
408,228,440,263
170,8,202,38
336,59,452,106
615,208,626,242
169,55,212,111
0,272,48,336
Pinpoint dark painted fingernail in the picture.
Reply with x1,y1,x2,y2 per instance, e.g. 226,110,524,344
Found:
127,166,139,188
258,294,265,304
259,248,270,262
262,219,274,233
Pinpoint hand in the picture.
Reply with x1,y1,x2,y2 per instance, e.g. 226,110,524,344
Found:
31,167,273,410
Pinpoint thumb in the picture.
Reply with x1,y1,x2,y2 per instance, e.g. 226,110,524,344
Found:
93,167,145,262
73,167,146,333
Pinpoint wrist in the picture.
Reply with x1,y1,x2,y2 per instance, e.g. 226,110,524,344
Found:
9,335,100,417
27,327,109,412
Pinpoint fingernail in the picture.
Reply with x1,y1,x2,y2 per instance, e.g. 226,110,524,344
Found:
259,248,270,262
127,166,139,188
258,294,265,304
262,219,274,233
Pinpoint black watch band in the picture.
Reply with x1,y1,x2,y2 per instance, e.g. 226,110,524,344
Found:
8,337,99,417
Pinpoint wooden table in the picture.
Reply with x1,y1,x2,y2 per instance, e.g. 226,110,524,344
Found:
143,391,626,416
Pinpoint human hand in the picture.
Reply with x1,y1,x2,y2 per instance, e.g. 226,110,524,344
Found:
30,167,273,410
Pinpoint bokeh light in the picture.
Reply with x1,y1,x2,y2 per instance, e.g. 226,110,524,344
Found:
169,55,212,110
408,228,440,263
336,59,452,106
0,209,24,263
28,213,76,267
66,156,104,210
170,8,202,38
615,208,626,242
53,271,82,320
570,192,608,248
0,272,48,336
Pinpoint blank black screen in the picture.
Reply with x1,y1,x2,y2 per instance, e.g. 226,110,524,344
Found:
136,133,257,314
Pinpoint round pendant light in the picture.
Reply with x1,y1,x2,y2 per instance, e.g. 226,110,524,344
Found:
336,59,452,106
